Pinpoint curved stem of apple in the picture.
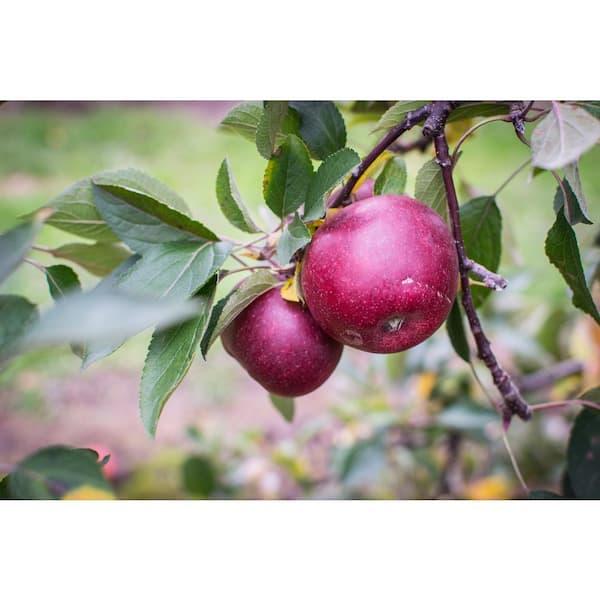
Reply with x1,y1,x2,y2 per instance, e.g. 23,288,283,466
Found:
432,125,532,428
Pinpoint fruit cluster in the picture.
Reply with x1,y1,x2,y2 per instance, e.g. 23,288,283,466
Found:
222,190,458,398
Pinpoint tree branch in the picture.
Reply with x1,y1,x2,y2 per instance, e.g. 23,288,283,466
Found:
430,109,532,427
516,359,583,394
464,258,507,290
328,103,433,208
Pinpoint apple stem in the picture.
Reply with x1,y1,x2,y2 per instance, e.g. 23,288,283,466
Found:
430,112,532,426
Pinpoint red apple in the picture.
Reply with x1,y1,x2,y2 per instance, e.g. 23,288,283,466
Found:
221,287,343,396
300,194,458,353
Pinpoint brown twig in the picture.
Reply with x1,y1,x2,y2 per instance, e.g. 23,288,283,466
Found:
328,104,433,208
429,106,532,427
464,258,507,290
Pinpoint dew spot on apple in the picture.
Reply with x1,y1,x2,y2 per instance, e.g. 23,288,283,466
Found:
401,277,414,285
343,329,363,346
382,316,405,333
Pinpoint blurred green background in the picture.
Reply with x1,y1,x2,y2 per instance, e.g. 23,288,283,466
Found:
1,101,599,499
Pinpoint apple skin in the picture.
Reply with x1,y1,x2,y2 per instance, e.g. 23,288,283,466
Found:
300,194,458,354
221,287,343,397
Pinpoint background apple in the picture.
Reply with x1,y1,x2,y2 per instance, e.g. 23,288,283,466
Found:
300,194,458,353
221,287,343,396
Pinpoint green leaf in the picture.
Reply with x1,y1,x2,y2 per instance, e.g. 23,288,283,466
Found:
220,102,264,142
3,446,112,500
460,196,502,307
567,403,600,499
531,103,600,170
414,159,447,220
200,270,280,357
446,299,470,362
263,134,314,218
304,148,360,221
446,102,511,123
48,242,131,277
374,156,407,196
80,255,141,368
0,215,45,285
545,209,600,325
140,276,218,437
374,101,429,132
92,181,218,254
0,295,38,362
289,101,346,160
559,163,592,225
215,159,261,233
182,455,217,497
45,265,84,358
116,241,231,300
21,289,200,353
270,394,295,423
45,264,81,300
338,434,387,487
275,213,311,265
45,178,120,242
255,101,289,159
528,491,564,500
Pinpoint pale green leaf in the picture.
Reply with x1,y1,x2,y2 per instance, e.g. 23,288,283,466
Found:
374,156,407,196
270,394,295,423
275,213,311,265
414,159,447,220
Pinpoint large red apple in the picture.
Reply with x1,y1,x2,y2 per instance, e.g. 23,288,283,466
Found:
300,194,458,353
221,287,343,396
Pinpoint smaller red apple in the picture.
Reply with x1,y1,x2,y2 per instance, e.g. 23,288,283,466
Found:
221,287,343,396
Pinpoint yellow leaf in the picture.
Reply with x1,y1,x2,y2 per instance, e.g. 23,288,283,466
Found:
353,150,394,191
62,485,115,500
463,475,511,500
416,371,437,399
306,219,324,235
280,262,303,304
240,249,261,260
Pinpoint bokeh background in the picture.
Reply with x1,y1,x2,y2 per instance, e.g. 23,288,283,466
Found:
1,101,599,499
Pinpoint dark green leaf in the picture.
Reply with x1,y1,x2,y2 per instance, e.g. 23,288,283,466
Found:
460,196,502,307
531,103,600,170
220,102,264,142
349,101,392,116
0,214,46,285
140,276,218,437
528,491,564,500
414,159,447,220
446,299,470,362
215,159,261,233
200,270,280,356
4,446,111,500
275,213,311,265
374,156,407,196
289,101,346,160
270,394,295,423
45,265,82,300
567,406,600,499
255,101,289,159
304,148,360,221
0,295,38,362
45,266,84,360
446,102,510,123
545,209,600,325
48,242,132,277
0,475,10,499
263,134,314,218
374,101,429,132
116,241,232,301
92,181,218,253
182,456,217,497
